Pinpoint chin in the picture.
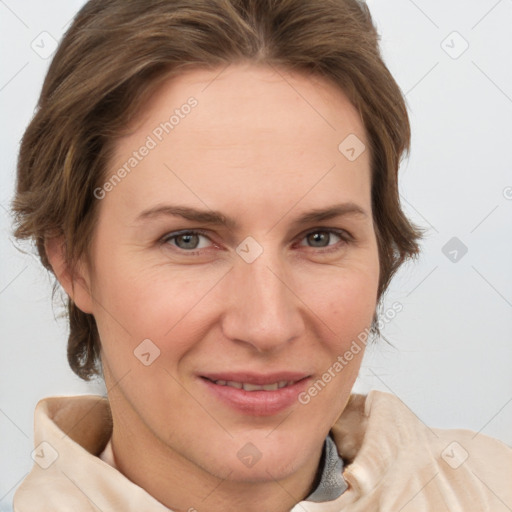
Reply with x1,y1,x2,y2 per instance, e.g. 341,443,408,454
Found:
223,455,302,484
203,436,312,483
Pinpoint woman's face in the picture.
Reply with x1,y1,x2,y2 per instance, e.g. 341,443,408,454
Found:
83,63,379,483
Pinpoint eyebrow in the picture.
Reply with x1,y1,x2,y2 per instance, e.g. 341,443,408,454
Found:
134,202,368,231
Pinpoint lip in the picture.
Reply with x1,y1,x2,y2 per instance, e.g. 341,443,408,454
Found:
199,371,311,416
201,371,310,385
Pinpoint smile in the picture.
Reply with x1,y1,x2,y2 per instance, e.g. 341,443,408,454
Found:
200,373,311,416
208,379,296,391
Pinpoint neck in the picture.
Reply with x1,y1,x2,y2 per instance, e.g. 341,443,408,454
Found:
109,393,323,512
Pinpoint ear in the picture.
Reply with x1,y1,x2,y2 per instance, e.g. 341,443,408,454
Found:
45,236,94,314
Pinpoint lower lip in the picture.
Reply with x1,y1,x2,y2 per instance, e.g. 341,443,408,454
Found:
200,377,311,416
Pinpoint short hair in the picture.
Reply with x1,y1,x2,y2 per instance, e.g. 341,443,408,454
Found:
12,0,424,380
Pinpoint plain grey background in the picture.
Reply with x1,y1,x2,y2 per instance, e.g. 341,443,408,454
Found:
1,0,511,508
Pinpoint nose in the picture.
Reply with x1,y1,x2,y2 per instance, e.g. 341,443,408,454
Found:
220,248,305,353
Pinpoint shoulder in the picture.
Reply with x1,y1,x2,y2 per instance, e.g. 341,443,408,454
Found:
14,472,98,511
331,391,512,511
14,395,112,512
14,394,168,512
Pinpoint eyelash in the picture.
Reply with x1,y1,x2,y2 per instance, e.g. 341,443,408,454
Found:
159,228,353,256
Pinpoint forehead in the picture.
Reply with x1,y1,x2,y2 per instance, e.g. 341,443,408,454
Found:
127,63,365,146
106,64,371,218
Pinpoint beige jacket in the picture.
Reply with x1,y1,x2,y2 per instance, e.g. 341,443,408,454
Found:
13,390,512,511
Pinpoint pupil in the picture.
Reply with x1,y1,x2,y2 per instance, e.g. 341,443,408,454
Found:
178,233,198,249
309,232,327,247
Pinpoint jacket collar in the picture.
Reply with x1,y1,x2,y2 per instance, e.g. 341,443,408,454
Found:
16,390,436,511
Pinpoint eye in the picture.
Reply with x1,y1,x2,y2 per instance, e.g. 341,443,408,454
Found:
160,228,351,256
161,230,213,252
297,229,350,251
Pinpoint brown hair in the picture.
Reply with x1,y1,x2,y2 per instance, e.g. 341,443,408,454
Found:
12,0,424,380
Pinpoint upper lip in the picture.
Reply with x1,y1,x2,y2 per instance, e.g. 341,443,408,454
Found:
200,372,310,385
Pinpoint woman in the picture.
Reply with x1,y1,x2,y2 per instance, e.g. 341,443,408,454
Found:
11,0,511,510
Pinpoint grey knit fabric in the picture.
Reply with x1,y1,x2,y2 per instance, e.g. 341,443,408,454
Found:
306,434,348,502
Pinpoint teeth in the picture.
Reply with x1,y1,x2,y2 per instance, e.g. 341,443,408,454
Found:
212,379,293,391
244,382,279,391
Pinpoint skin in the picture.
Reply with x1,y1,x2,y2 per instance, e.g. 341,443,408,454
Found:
47,63,380,512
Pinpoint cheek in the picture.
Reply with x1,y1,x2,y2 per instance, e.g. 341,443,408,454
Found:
89,245,228,357
295,261,378,408
336,277,377,336
298,261,379,340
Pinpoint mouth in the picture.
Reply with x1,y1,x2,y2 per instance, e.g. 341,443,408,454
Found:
199,372,311,416
205,379,297,391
